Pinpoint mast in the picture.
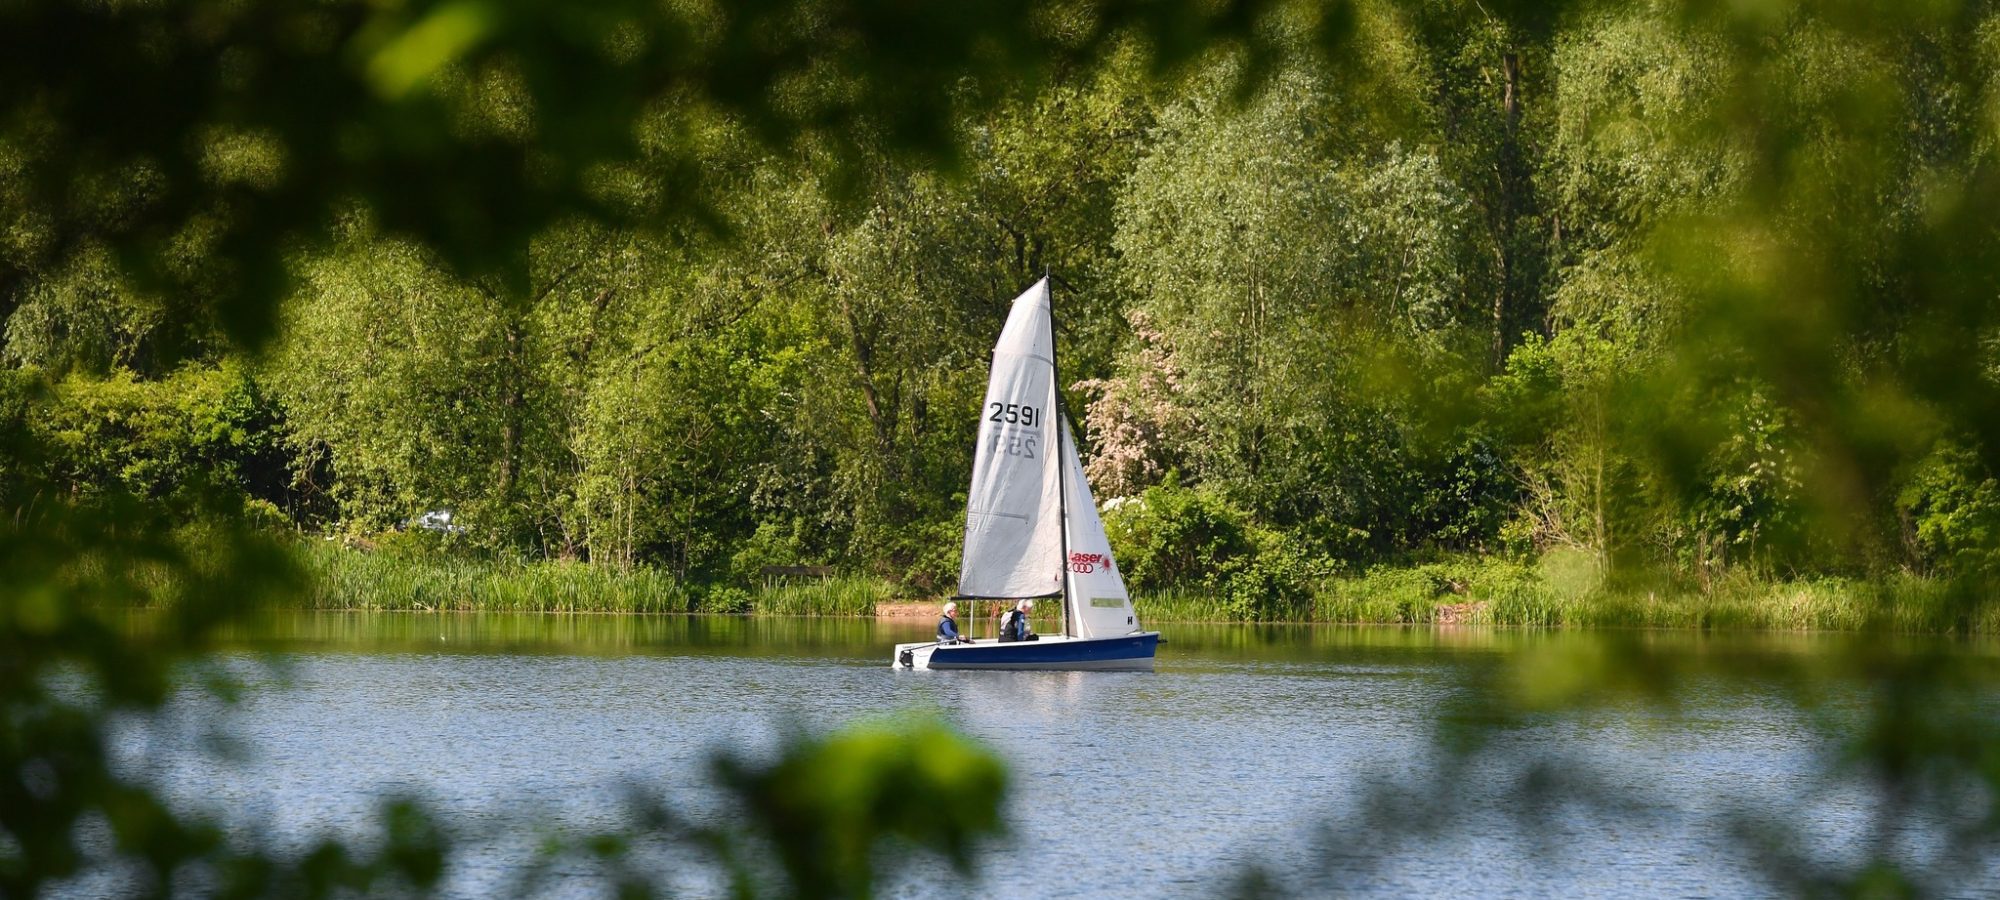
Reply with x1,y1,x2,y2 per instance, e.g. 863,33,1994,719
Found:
1046,275,1072,638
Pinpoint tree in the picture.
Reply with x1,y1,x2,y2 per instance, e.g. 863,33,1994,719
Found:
1111,32,1496,555
1,2,1296,892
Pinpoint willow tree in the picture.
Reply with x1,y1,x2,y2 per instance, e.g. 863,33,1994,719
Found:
1109,20,1499,555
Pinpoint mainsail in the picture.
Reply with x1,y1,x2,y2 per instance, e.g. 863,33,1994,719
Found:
957,279,1064,599
1060,418,1137,637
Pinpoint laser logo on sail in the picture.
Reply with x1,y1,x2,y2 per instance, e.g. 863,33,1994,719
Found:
1069,551,1112,573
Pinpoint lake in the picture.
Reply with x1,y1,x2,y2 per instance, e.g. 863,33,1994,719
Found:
103,614,2000,898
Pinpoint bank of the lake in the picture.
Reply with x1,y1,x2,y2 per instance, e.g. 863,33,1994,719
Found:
295,544,2000,633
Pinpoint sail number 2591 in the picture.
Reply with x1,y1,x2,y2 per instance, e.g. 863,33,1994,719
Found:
987,402,1040,427
986,402,1041,458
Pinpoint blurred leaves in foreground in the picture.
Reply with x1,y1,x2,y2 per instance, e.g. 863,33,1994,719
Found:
0,0,1299,353
1,0,1189,894
0,471,1001,900
9,0,2000,896
512,716,1006,900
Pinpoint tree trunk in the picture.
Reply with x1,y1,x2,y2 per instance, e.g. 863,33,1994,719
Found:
1489,49,1532,373
838,296,896,456
497,318,523,500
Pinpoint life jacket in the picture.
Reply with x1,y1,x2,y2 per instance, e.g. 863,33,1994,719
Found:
937,615,960,643
999,610,1025,642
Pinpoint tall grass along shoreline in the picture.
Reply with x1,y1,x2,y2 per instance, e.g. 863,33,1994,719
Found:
1146,557,1998,633
299,543,892,616
296,544,1996,633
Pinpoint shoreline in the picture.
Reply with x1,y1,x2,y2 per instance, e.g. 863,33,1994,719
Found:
870,601,938,618
263,604,1996,638
294,544,2000,634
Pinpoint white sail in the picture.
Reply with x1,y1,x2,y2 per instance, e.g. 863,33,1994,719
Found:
1060,418,1139,638
958,279,1065,599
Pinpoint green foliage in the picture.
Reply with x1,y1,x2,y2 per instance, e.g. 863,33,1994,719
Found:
25,364,291,511
1203,527,1324,622
0,369,37,506
2,246,189,376
499,716,1007,899
731,521,822,583
697,585,755,615
1899,439,2000,577
301,542,690,612
1109,51,1489,539
6,0,1998,618
751,576,893,617
1485,330,1642,571
1105,475,1330,620
1676,383,1811,574
10,0,2000,894
571,297,783,576
872,514,969,595
1102,474,1254,592
0,0,1298,357
301,542,893,616
1287,555,2000,633
710,717,1007,899
0,493,310,896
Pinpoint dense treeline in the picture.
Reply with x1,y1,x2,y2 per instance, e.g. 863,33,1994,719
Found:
7,2,2000,616
4,2,2000,897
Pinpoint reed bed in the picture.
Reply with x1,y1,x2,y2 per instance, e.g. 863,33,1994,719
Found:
1308,561,1999,633
298,543,899,615
1136,556,1999,634
301,544,688,612
750,576,893,616
1128,589,1248,623
297,543,1995,633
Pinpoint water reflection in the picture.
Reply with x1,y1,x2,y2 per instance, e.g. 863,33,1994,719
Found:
206,610,2000,665
205,610,942,657
120,613,2000,897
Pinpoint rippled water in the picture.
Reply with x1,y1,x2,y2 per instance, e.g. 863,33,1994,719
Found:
103,614,2000,897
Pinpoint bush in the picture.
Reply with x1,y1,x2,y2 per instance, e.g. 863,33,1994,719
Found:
1315,564,1454,623
696,585,754,614
1899,439,2000,577
0,369,42,505
729,520,818,584
1104,475,1335,620
1204,526,1329,620
1103,473,1255,592
890,514,966,595
28,363,292,515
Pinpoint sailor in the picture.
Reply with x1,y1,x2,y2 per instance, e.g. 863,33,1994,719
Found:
937,601,973,644
1000,599,1039,642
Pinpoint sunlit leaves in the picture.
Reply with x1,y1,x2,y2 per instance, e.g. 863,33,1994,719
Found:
710,716,1008,898
0,0,1310,357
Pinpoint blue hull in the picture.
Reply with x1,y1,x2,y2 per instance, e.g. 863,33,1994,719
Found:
919,632,1158,671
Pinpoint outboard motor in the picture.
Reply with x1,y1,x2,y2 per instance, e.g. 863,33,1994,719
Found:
898,649,915,668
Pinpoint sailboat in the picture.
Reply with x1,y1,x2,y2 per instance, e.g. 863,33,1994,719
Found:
892,278,1160,671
